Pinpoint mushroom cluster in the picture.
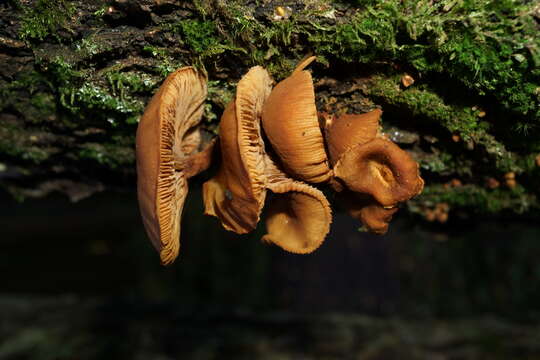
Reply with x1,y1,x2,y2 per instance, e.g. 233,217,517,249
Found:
136,58,424,265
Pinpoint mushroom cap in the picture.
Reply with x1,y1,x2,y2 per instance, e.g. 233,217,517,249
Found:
261,56,331,183
333,138,424,207
262,161,332,253
339,192,398,234
136,67,207,265
325,109,382,165
203,66,273,233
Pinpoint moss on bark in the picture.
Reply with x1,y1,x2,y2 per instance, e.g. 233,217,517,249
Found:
0,0,539,220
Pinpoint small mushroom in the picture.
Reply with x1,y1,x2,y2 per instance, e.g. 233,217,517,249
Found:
401,74,415,88
485,177,500,189
136,67,214,265
333,138,424,207
203,66,273,234
261,56,332,183
339,192,398,234
324,109,423,233
263,160,332,253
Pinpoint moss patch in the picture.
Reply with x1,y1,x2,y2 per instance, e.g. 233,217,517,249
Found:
19,0,75,42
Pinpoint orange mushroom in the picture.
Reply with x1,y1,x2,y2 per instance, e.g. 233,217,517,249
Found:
324,109,382,165
263,160,332,253
324,110,423,233
204,65,332,253
261,56,332,183
136,67,214,265
203,66,272,233
333,138,424,207
339,192,399,234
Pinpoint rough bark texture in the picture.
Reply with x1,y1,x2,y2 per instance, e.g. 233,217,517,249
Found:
1,0,539,223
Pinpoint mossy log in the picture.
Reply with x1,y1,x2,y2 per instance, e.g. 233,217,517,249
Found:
0,0,539,221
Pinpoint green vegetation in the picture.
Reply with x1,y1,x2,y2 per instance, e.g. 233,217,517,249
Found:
413,184,535,215
168,19,246,63
19,0,75,42
308,0,539,123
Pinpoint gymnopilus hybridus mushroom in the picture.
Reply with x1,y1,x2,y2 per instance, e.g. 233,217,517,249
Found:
203,66,272,234
261,56,332,183
203,65,332,253
324,110,424,234
136,67,215,265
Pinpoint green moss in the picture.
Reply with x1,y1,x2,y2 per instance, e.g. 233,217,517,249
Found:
0,70,58,124
169,19,245,61
19,0,75,42
106,72,157,98
142,46,179,77
74,36,112,59
0,123,54,163
307,0,539,122
78,142,135,169
414,184,537,214
417,151,474,178
368,75,481,138
32,58,144,125
366,75,520,172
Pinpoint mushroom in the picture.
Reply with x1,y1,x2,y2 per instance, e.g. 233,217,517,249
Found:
203,65,332,252
203,66,272,234
136,67,214,265
263,160,332,253
325,110,424,233
338,192,399,234
261,56,332,183
333,138,424,207
324,109,382,165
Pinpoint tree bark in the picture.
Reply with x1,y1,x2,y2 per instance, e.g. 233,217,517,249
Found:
0,0,539,221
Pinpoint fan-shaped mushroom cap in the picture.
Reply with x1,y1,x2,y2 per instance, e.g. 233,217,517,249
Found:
261,56,331,183
325,109,382,165
333,138,424,207
136,67,209,265
203,66,273,233
262,161,332,253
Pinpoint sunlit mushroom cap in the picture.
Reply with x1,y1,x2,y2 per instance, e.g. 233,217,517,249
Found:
261,56,331,183
325,109,382,165
333,138,424,207
262,160,332,253
203,66,273,233
136,67,208,265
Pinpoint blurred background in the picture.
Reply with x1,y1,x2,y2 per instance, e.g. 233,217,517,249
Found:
2,185,540,359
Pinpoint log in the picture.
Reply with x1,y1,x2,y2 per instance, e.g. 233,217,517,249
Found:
0,0,539,221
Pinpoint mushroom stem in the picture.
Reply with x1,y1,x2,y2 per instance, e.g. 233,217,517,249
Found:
291,55,316,75
174,139,216,178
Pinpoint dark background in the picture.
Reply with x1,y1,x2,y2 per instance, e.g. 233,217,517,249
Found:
2,186,540,359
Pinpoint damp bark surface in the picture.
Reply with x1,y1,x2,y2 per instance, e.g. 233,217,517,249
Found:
0,0,539,223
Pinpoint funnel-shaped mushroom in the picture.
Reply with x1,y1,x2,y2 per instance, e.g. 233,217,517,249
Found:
333,138,424,207
136,67,213,265
203,66,273,233
324,109,423,234
324,109,382,165
261,56,331,183
262,160,332,253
